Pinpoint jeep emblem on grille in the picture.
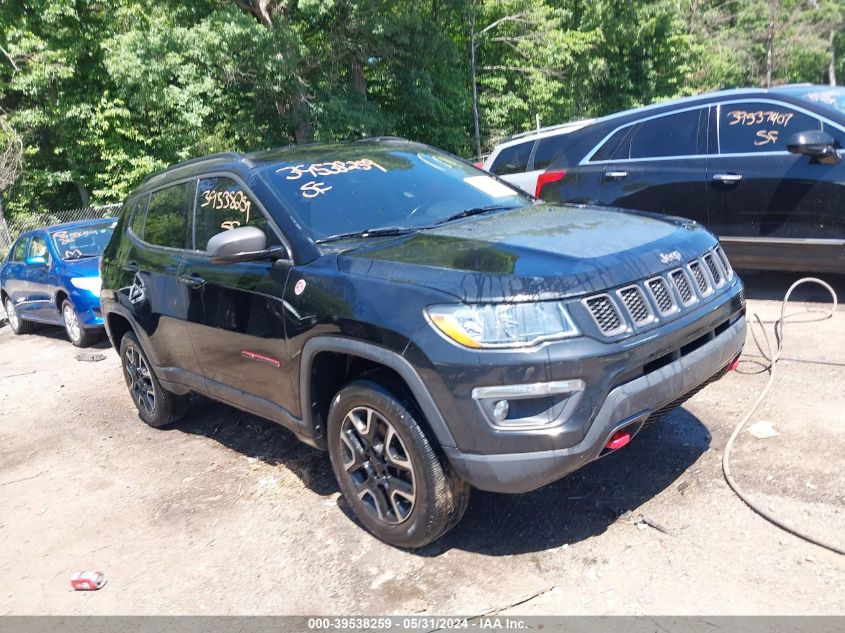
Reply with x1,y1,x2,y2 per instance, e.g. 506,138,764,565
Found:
659,250,682,265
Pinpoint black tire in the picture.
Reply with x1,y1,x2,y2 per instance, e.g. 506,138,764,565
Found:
119,331,188,428
327,377,470,548
3,296,36,335
61,300,98,347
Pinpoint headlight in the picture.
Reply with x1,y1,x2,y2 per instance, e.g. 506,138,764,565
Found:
70,277,102,296
426,302,579,349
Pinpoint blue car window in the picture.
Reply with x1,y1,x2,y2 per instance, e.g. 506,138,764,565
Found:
10,238,28,262
29,236,52,265
51,221,116,260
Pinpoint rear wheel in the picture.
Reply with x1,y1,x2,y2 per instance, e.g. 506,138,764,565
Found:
62,300,98,347
327,377,470,548
120,331,188,428
3,296,36,335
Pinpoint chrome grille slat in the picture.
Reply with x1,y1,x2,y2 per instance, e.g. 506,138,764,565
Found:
583,295,627,336
669,269,697,306
646,277,677,316
617,285,654,326
703,253,724,288
715,246,733,279
688,260,713,297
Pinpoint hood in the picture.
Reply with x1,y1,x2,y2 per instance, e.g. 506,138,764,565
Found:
60,256,100,277
337,204,718,302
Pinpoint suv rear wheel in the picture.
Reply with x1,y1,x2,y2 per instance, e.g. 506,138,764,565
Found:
120,331,188,428
327,377,470,548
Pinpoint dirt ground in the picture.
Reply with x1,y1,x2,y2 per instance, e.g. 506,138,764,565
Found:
0,271,843,615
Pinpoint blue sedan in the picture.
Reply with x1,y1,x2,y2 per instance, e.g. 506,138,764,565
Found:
1,218,117,347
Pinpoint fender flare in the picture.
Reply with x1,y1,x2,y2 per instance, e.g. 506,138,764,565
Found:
299,336,457,449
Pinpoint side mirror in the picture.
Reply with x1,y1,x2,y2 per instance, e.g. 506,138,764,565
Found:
25,256,47,267
786,130,840,164
206,226,284,263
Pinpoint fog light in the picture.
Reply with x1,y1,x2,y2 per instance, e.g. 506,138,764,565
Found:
492,400,510,422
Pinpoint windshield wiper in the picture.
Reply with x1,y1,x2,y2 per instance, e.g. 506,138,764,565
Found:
315,226,415,244
65,254,97,260
435,204,518,225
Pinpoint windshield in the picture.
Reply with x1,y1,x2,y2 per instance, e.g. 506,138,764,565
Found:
51,221,117,260
261,145,531,241
790,87,845,119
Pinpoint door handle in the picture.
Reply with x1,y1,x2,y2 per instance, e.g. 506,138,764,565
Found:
712,173,743,184
605,171,628,181
124,261,140,273
179,274,206,289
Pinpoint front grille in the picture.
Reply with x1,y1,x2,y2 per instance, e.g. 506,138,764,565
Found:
617,286,653,325
670,269,696,306
688,261,712,296
581,247,732,339
646,277,677,315
703,253,724,287
584,295,626,335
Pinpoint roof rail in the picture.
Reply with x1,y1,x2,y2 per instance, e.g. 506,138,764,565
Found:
501,119,592,143
140,152,246,186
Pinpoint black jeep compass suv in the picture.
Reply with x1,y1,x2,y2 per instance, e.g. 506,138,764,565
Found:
100,138,746,547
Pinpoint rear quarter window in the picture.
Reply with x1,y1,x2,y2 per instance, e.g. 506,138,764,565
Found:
489,141,534,175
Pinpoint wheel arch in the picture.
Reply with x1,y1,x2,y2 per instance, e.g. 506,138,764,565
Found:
105,310,137,352
300,337,457,451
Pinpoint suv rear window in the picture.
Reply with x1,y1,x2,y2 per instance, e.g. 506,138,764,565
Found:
489,141,533,175
143,183,193,249
719,102,820,154
532,135,572,170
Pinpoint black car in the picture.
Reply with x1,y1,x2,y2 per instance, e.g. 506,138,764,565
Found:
100,139,746,547
535,84,845,273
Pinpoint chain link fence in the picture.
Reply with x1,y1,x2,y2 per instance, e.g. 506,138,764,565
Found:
0,203,122,259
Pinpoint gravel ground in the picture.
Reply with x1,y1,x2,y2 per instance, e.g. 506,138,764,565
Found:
0,271,843,615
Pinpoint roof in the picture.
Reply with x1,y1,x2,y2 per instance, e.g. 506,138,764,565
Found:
21,217,117,236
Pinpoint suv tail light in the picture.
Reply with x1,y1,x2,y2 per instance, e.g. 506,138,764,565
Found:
535,170,565,198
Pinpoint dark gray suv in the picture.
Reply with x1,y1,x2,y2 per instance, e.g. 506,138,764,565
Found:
100,139,746,547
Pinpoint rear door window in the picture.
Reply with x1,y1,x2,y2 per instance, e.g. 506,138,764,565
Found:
143,182,193,249
489,141,534,175
718,101,820,154
194,176,280,251
618,108,704,160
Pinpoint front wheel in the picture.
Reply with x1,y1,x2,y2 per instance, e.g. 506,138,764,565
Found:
62,300,98,347
120,331,188,428
327,378,470,548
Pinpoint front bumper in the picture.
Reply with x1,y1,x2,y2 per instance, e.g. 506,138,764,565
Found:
442,314,745,493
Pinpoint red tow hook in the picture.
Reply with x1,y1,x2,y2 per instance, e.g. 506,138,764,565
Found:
605,430,631,451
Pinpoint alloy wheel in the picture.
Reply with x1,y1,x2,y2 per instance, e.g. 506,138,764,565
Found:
339,406,416,525
4,298,19,331
124,344,156,415
62,303,81,343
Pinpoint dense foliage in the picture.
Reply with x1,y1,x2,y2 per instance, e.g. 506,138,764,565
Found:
1,0,843,216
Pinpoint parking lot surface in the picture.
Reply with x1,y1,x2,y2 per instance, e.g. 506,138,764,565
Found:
0,272,843,615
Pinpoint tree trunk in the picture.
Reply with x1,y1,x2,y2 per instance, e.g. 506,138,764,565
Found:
470,2,482,161
765,20,774,87
352,58,367,99
829,29,837,86
77,184,90,208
